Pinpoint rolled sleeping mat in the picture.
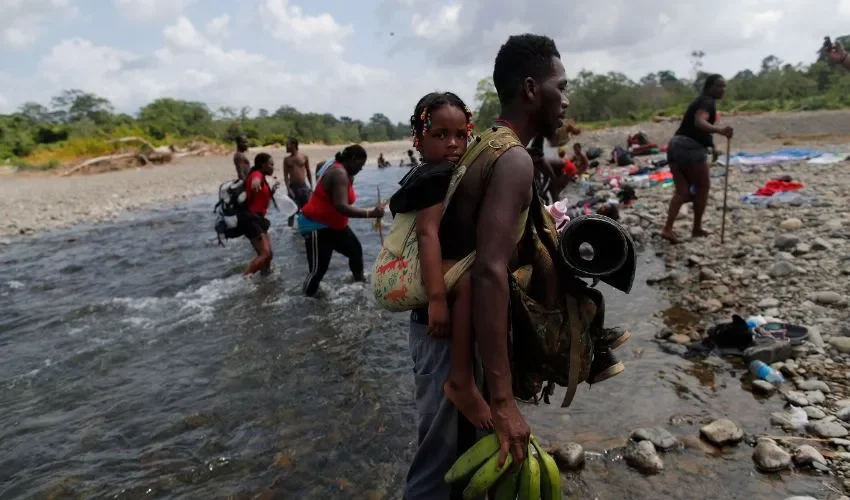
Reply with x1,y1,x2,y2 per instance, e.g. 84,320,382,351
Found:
557,214,636,294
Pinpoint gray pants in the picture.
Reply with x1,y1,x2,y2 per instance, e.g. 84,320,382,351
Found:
405,315,483,500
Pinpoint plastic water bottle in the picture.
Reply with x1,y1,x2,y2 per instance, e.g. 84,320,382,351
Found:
749,360,785,384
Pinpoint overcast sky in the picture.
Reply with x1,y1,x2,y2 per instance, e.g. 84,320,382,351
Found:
1,0,848,123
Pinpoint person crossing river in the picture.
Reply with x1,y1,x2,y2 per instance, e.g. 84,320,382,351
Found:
298,144,385,297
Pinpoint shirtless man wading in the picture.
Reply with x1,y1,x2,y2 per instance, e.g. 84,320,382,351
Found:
404,33,569,499
283,138,313,227
233,135,250,181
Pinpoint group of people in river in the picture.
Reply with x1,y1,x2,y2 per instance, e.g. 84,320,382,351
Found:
221,30,819,498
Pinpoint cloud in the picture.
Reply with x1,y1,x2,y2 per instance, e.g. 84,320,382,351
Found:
0,0,76,49
205,14,231,39
258,0,354,56
115,0,194,22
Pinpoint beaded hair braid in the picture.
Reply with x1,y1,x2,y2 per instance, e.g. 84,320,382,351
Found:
409,92,475,148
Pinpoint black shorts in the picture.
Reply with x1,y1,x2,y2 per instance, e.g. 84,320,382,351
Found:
290,184,312,208
667,135,708,168
238,212,270,240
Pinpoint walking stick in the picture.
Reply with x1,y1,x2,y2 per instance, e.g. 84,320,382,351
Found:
720,137,731,244
376,186,384,245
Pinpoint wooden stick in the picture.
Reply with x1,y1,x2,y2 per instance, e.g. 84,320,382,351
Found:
720,137,731,244
376,186,384,245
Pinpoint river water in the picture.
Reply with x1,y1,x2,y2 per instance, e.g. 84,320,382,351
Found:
0,166,830,499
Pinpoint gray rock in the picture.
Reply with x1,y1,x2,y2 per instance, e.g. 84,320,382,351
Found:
699,268,720,281
631,427,680,451
810,291,844,305
744,341,793,364
768,261,796,278
793,444,827,467
794,243,811,255
700,419,743,447
752,380,777,396
552,443,585,470
774,234,800,250
624,440,663,473
805,390,826,405
836,406,850,423
686,255,702,267
771,409,807,430
753,439,792,472
780,218,804,231
783,391,809,407
836,399,850,408
803,406,827,420
812,238,833,251
628,226,645,241
655,327,673,340
758,298,780,308
807,327,825,348
783,497,818,500
830,337,850,354
659,343,688,357
701,299,723,312
796,379,830,393
809,420,849,438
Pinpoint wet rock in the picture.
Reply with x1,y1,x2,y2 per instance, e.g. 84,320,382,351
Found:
794,243,811,255
830,337,850,354
669,334,691,345
774,234,800,250
700,419,743,447
809,291,844,306
701,299,723,312
793,444,827,467
624,440,663,473
631,427,680,451
836,406,850,423
744,341,792,364
769,261,796,278
686,255,702,267
807,327,825,348
758,298,780,308
752,380,777,396
783,391,810,407
803,406,827,420
659,343,689,356
780,218,804,231
628,226,645,242
805,390,826,405
552,443,585,470
771,408,808,430
812,237,833,251
655,327,673,340
796,379,830,393
808,420,849,438
753,439,791,472
699,268,720,281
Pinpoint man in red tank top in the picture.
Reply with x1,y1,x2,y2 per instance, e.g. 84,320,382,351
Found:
239,153,279,278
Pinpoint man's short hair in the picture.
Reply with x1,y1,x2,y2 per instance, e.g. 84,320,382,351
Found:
493,34,561,106
255,152,272,167
288,137,299,148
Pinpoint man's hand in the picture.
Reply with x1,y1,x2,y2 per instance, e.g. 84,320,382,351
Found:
829,41,847,64
250,177,262,192
719,126,734,138
492,399,531,470
427,298,451,337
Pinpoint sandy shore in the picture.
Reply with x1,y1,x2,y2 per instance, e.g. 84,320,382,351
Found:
2,110,849,241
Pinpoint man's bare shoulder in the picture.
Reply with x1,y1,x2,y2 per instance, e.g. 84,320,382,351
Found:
492,146,534,178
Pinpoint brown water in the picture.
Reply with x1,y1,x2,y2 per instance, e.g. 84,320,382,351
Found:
0,166,831,499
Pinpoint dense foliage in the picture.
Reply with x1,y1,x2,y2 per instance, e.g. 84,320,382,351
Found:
474,38,850,129
2,38,848,167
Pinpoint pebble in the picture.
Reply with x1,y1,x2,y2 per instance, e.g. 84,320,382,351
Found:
808,420,849,438
796,379,830,393
783,391,810,407
700,419,743,447
624,440,663,473
836,406,850,423
794,243,811,255
793,444,827,467
758,298,780,308
552,443,585,470
803,406,826,420
699,269,720,281
810,291,844,305
774,234,800,250
752,439,792,472
830,337,850,354
768,261,796,278
752,380,777,396
630,427,680,451
669,334,691,345
771,409,807,430
780,218,804,231
805,390,826,405
812,237,833,251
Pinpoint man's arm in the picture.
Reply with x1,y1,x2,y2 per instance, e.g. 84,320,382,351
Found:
305,155,313,187
471,146,534,466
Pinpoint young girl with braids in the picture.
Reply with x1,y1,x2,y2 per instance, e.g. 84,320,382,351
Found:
388,92,493,429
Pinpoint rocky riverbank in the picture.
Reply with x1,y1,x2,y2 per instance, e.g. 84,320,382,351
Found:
600,143,850,495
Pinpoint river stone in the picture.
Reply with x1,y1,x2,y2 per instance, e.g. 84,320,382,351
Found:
753,439,792,472
699,268,720,281
803,406,827,420
631,427,679,451
784,497,819,500
794,243,811,255
552,443,584,470
624,440,663,473
700,419,743,447
836,406,850,422
769,261,796,278
744,341,792,364
783,391,809,407
830,337,850,354
758,298,780,308
809,420,849,438
780,218,804,231
669,334,691,345
797,379,830,393
752,380,777,396
810,291,844,305
805,390,826,405
771,410,807,430
793,444,827,467
774,234,800,250
812,237,833,251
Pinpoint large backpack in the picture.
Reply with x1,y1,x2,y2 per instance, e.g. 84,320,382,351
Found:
213,179,248,245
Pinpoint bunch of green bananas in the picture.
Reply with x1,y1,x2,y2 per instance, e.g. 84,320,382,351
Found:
444,434,561,499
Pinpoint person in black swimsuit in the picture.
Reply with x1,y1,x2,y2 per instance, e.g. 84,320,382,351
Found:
660,74,734,244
